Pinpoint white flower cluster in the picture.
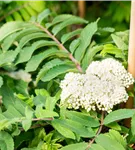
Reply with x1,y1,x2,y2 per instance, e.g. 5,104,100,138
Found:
60,58,134,113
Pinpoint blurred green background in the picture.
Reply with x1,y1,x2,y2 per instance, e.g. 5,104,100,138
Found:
0,1,131,30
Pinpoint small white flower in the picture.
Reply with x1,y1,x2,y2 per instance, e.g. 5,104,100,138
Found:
60,58,134,113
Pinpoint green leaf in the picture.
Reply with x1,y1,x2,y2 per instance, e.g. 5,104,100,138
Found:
45,96,58,111
90,144,106,150
41,65,77,82
0,85,15,108
33,95,46,106
69,39,80,54
37,9,50,23
14,131,33,149
46,14,73,29
104,109,135,125
35,105,58,118
98,27,115,33
0,50,18,67
18,32,50,48
95,134,125,150
0,118,12,131
105,122,121,131
0,131,14,150
100,44,125,60
52,118,95,138
25,106,33,119
82,45,103,70
22,119,32,132
1,27,41,51
127,113,135,144
111,34,128,50
36,58,73,84
3,105,23,119
60,142,87,150
25,48,58,72
15,40,57,64
51,119,75,140
107,129,127,148
52,16,88,35
64,110,99,127
0,21,30,41
131,112,135,135
74,20,98,61
35,89,50,97
52,14,73,24
0,76,3,88
61,29,82,44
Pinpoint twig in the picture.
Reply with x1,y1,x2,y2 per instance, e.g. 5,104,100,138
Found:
86,111,104,150
33,22,83,73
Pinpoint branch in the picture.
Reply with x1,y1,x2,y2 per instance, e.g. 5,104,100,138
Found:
86,111,104,150
33,22,83,73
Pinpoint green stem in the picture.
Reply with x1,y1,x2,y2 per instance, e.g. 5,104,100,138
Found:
86,111,104,150
34,22,83,73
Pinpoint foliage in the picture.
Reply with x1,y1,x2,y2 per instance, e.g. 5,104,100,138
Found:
0,1,46,25
0,4,134,150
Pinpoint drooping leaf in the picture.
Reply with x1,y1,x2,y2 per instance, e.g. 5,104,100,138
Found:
52,16,88,35
46,14,73,29
0,21,30,41
74,20,98,61
60,142,87,150
52,14,73,24
15,40,57,64
104,109,135,125
41,65,77,82
18,32,50,48
36,58,73,84
25,48,58,72
1,27,41,51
